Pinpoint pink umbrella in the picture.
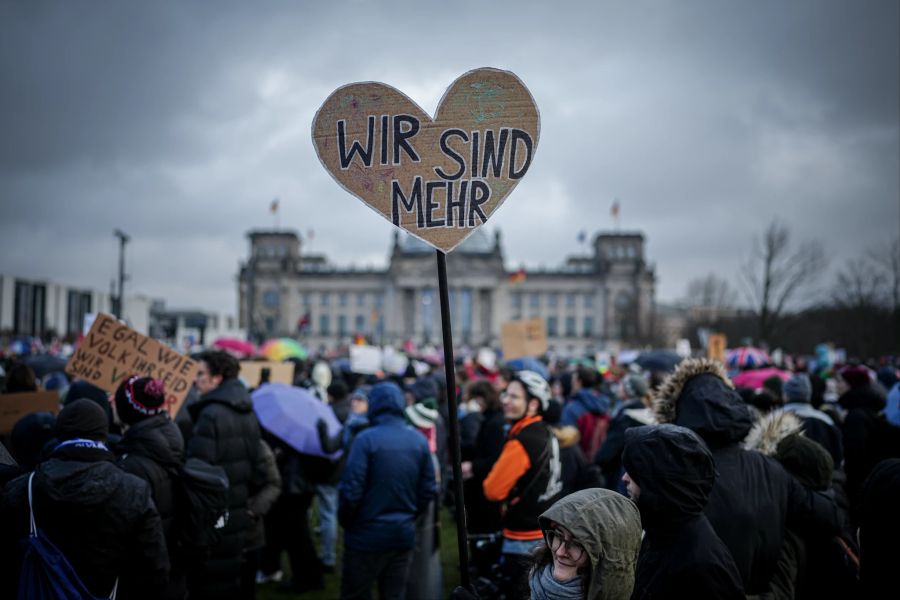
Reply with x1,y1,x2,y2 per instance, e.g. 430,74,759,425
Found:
213,338,257,358
732,367,790,390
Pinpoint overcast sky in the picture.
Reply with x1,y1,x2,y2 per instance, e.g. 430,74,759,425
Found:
1,0,897,315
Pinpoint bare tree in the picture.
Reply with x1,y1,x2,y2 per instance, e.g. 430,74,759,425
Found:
867,237,900,313
831,257,887,310
741,220,826,345
684,273,738,310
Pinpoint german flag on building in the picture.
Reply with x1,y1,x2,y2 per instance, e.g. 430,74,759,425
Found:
508,268,527,285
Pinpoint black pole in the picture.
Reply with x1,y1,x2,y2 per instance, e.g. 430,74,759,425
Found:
114,229,129,319
436,250,471,589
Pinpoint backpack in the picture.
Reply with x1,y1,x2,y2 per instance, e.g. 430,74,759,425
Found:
18,472,119,600
174,458,230,550
576,411,609,459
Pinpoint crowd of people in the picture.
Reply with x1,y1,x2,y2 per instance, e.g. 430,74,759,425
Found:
1,345,899,599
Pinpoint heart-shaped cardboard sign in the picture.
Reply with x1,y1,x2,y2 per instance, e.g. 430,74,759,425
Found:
312,68,540,253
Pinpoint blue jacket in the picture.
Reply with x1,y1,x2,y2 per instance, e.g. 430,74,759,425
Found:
561,389,610,427
338,382,437,552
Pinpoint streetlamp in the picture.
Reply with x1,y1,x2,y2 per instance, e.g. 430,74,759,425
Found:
113,229,130,319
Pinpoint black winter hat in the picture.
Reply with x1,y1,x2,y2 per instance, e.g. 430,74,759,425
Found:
114,376,167,425
55,398,108,441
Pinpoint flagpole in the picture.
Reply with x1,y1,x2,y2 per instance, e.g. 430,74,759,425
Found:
436,249,470,589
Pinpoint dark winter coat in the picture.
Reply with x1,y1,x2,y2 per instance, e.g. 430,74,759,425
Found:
116,414,185,599
0,442,169,600
839,384,900,523
654,359,843,595
463,407,505,533
859,458,900,597
245,439,281,551
117,414,184,551
623,424,744,600
744,410,859,600
594,398,646,490
186,378,262,598
338,382,438,553
553,424,603,496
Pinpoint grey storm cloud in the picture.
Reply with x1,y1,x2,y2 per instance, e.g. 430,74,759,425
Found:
1,0,897,315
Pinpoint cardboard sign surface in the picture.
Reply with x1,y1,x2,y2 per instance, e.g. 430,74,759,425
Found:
501,318,548,360
239,361,296,388
707,334,727,363
0,391,59,435
312,68,540,252
65,313,199,416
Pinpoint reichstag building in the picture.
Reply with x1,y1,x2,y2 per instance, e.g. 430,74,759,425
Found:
238,228,655,354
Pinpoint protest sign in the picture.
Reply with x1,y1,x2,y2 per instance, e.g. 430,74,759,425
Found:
501,318,548,360
707,333,727,363
65,313,199,416
0,391,59,435
312,68,540,252
350,345,383,375
239,361,296,388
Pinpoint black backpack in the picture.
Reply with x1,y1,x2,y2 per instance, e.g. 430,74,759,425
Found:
174,458,230,549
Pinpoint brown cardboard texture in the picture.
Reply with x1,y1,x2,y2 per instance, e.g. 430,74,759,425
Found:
239,361,296,388
501,318,548,360
312,68,540,253
0,391,59,435
65,313,199,416
707,333,727,363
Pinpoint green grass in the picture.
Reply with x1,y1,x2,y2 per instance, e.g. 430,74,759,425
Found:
257,506,462,600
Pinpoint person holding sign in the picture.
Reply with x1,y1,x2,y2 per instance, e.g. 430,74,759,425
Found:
482,370,563,599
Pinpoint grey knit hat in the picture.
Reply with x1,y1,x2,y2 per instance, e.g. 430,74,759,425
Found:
783,374,812,404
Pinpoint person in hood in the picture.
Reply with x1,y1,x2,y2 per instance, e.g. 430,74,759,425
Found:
483,370,563,599
544,399,603,496
561,367,611,459
187,350,263,600
0,398,169,599
594,373,652,493
338,381,437,600
529,488,642,600
113,375,187,600
622,424,744,600
652,358,842,596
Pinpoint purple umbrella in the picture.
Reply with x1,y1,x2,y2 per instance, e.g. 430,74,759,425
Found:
251,383,342,459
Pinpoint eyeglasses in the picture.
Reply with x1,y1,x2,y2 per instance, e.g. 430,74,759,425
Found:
545,529,585,561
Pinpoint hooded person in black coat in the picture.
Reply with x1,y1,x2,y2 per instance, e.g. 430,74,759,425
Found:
859,458,900,597
187,351,263,600
114,375,187,600
622,424,744,600
653,358,842,596
0,398,170,599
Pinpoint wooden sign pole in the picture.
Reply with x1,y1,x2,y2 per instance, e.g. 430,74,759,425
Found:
436,250,470,589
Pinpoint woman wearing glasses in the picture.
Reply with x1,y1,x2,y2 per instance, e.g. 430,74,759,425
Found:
530,488,642,600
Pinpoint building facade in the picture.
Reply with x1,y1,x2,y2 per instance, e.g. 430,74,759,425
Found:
239,228,656,355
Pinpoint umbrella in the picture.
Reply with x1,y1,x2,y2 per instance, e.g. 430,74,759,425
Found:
24,354,69,379
732,367,791,390
260,338,308,362
213,338,257,357
634,350,683,373
506,357,550,381
251,383,341,459
726,347,771,369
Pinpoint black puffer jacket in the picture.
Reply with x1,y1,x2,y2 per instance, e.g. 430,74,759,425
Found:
117,414,184,549
654,359,843,595
0,443,169,600
623,424,744,600
186,379,262,598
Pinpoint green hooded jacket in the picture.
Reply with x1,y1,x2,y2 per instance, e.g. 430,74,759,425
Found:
538,488,642,600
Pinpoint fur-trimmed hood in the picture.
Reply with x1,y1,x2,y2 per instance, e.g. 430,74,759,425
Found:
653,358,753,448
552,424,581,449
743,410,804,457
